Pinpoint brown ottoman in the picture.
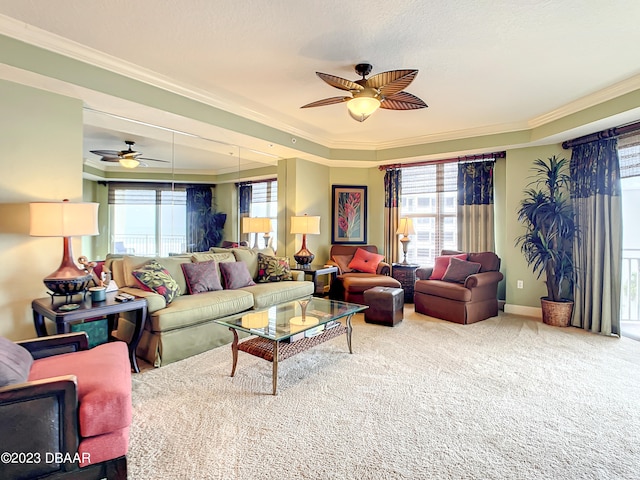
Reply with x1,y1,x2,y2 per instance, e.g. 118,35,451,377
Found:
363,286,404,326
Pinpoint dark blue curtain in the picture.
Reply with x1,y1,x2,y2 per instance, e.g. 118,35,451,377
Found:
457,160,495,251
186,186,226,252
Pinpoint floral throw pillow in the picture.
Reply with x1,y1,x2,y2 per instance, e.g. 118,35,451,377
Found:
257,253,293,283
132,260,181,303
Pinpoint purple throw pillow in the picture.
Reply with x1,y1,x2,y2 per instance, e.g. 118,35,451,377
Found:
181,260,223,294
442,257,482,283
219,261,256,289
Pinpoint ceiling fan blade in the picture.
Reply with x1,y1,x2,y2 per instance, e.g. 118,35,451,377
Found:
316,72,363,92
99,157,120,163
301,96,351,108
367,69,417,88
372,70,419,96
91,149,120,157
138,157,171,163
380,91,428,110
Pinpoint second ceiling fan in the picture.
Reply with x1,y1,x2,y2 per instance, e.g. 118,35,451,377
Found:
90,140,171,169
301,63,428,122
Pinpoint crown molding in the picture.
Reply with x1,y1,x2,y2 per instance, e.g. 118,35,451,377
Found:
3,13,639,155
528,73,640,129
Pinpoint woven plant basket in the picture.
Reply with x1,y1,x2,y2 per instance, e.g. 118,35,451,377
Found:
540,297,574,327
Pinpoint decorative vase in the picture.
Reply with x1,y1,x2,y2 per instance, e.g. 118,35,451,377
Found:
540,297,574,327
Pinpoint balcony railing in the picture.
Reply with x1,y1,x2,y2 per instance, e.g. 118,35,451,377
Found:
112,234,186,257
621,249,640,322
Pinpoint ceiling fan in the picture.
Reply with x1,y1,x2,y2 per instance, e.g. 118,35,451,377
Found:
90,140,171,168
301,63,428,122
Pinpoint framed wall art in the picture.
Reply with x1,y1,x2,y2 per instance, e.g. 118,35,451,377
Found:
331,185,367,244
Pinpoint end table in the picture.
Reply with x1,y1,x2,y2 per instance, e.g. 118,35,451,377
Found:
392,263,420,303
290,264,338,297
32,292,148,373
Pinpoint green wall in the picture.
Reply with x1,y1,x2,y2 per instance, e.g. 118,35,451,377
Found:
501,144,570,310
0,79,85,339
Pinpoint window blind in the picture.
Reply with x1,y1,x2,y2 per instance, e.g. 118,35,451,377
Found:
619,132,640,178
108,182,186,205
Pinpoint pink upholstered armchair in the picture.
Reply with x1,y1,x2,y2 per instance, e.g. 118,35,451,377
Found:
0,332,131,479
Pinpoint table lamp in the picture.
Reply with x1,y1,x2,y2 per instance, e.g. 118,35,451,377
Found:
242,217,273,248
290,214,321,266
30,199,99,298
396,217,416,265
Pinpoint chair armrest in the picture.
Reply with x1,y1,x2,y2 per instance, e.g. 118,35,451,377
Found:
464,271,504,288
18,332,89,360
0,376,79,478
416,267,433,280
376,262,391,276
325,259,342,274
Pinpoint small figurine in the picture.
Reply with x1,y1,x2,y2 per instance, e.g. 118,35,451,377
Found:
78,256,103,287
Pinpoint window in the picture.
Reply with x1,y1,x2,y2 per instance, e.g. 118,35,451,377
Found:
399,162,457,265
248,180,278,249
108,183,186,256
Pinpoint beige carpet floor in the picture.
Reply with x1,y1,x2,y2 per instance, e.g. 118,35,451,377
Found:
129,307,640,479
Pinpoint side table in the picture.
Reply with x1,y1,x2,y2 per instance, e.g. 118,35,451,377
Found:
392,263,420,303
32,292,148,373
290,264,338,297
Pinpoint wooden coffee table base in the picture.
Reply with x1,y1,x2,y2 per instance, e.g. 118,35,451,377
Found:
228,317,353,395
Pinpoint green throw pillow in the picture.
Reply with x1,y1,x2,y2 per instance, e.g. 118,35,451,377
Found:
256,253,293,283
132,260,181,303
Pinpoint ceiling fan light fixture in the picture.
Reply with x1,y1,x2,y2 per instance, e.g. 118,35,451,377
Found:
119,158,140,169
347,96,380,122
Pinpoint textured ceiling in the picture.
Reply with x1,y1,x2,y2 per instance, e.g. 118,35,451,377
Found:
1,0,640,170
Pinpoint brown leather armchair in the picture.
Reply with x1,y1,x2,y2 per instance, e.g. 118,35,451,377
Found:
414,250,503,324
327,245,401,304
0,332,131,479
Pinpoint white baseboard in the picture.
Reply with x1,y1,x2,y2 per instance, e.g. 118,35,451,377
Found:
504,304,542,319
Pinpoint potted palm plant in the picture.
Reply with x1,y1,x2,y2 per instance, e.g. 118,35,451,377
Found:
516,155,576,326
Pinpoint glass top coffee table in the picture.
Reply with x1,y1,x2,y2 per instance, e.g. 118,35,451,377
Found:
215,297,367,395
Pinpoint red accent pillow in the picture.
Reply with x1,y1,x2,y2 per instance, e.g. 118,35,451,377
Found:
347,248,385,274
429,254,468,280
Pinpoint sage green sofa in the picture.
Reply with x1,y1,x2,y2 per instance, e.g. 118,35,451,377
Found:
105,247,314,367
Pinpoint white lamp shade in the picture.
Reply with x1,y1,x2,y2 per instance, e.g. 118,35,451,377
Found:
290,215,321,235
396,218,416,236
30,202,99,237
242,217,273,233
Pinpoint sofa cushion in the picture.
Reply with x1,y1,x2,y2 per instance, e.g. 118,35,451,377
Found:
415,279,473,302
28,341,132,438
256,253,293,282
430,254,468,280
442,257,482,283
148,290,255,332
243,281,315,309
181,260,223,294
0,337,33,387
348,248,385,274
231,247,275,279
220,261,256,289
132,260,181,304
